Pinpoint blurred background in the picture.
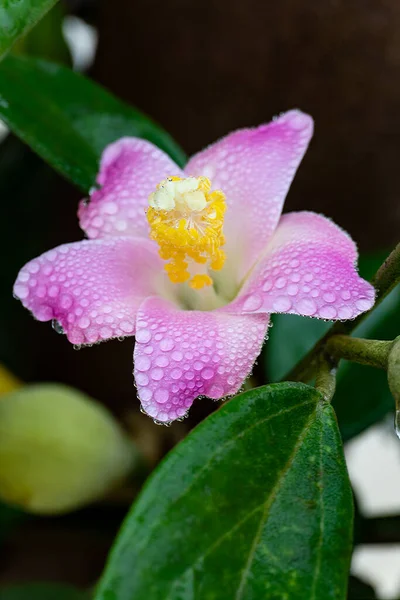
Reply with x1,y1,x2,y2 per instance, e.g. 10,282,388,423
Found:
1,1,400,598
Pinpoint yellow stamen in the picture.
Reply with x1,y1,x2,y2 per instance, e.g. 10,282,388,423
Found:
146,176,226,289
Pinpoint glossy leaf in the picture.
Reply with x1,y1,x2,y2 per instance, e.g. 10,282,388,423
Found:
0,55,186,190
94,383,353,600
0,584,87,600
0,0,58,59
266,253,399,440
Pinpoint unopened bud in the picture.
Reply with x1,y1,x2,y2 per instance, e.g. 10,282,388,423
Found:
0,384,137,514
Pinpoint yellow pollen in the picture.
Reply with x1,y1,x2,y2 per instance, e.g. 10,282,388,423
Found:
146,176,226,289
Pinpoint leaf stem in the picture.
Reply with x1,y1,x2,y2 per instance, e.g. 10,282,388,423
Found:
315,355,337,402
326,336,392,370
282,243,400,383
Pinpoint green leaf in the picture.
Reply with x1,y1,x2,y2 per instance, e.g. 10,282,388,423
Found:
0,0,58,59
266,253,399,441
0,55,186,191
0,583,87,600
94,383,353,600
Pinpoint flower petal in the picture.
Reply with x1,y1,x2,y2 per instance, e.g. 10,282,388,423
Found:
14,238,168,345
185,110,313,279
78,138,184,240
133,297,269,423
228,212,375,320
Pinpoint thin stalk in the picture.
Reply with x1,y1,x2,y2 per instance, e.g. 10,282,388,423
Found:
315,355,337,402
326,336,392,370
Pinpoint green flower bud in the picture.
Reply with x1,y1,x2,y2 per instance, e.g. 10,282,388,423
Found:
0,383,137,514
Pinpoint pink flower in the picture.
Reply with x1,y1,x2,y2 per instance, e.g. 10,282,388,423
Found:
14,110,375,423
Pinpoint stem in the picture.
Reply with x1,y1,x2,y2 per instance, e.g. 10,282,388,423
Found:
283,243,400,383
326,336,392,370
315,355,337,402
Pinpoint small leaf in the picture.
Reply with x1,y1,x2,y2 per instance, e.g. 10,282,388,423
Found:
0,55,186,191
0,583,87,600
94,383,353,600
0,0,58,59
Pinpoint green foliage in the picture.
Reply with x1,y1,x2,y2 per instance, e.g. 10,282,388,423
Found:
0,55,186,191
0,584,87,600
12,3,71,65
0,0,58,59
266,253,399,440
94,383,353,600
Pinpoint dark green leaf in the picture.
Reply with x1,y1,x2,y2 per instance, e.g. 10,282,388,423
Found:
94,383,353,600
0,0,58,59
266,314,330,382
0,55,186,190
13,3,71,65
266,253,399,441
0,583,87,600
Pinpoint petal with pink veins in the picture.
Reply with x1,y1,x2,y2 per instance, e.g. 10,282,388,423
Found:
79,138,184,240
227,212,375,320
134,297,269,422
14,238,169,345
185,110,313,280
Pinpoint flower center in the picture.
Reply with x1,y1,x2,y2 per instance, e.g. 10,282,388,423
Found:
146,176,226,289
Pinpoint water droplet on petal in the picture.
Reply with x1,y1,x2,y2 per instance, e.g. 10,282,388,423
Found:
323,292,336,303
52,320,64,334
136,328,151,343
136,356,151,372
356,298,372,312
272,296,292,312
296,298,317,316
395,410,400,440
160,337,174,351
155,388,169,404
202,367,214,380
319,305,337,320
151,367,164,381
242,294,263,311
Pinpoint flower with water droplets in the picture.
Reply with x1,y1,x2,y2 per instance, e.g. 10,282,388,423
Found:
13,110,375,423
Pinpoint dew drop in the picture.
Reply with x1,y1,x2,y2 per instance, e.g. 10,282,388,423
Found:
323,292,336,303
151,367,164,381
242,293,263,311
51,320,64,334
160,337,174,351
136,356,151,372
14,283,29,299
296,298,317,316
395,410,400,440
171,368,182,380
356,298,372,312
272,296,292,312
319,305,337,320
202,367,214,380
136,328,152,343
155,388,169,404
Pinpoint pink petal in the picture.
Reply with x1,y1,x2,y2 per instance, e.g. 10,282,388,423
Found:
78,138,184,240
13,238,168,345
134,297,269,423
185,110,313,279
228,212,375,320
